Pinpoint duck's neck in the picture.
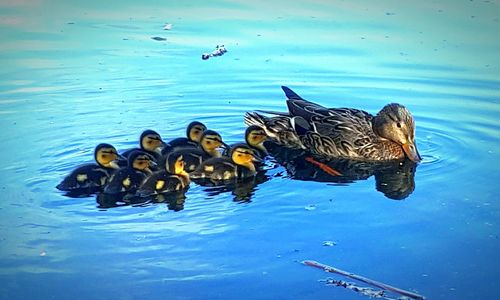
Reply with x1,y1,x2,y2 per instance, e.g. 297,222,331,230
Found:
206,149,221,157
371,115,383,137
178,171,191,187
254,143,268,155
240,162,256,173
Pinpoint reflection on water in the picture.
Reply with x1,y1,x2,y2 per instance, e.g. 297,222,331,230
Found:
267,143,417,200
96,189,189,211
193,171,269,203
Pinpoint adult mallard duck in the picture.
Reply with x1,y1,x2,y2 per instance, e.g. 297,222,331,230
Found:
245,86,421,163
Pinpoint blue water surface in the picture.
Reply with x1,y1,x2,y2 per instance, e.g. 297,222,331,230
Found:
1,1,499,299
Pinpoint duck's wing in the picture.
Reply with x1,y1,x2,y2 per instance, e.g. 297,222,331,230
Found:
301,108,376,158
281,86,331,121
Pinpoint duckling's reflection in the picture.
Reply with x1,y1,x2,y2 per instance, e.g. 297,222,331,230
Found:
267,144,417,200
193,171,269,203
96,192,147,208
149,190,187,211
95,189,189,210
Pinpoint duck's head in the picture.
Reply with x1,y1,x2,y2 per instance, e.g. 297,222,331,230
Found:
140,129,165,154
245,125,268,153
127,151,155,173
187,121,207,143
94,143,123,169
200,130,228,157
373,103,421,162
165,152,188,176
230,143,261,172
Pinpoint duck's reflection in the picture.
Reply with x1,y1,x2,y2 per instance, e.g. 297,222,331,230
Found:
192,171,269,203
267,144,417,200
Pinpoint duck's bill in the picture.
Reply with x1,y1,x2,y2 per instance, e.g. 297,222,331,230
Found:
220,141,230,149
402,142,422,163
252,154,263,163
155,142,167,154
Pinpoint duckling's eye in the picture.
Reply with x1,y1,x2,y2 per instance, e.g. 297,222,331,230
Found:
396,122,402,128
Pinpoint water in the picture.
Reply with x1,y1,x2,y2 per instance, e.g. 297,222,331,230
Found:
1,1,499,299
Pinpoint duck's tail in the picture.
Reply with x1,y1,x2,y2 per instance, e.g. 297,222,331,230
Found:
244,112,267,128
244,112,281,140
244,112,305,149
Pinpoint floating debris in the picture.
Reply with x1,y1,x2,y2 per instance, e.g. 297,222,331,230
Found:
322,241,337,247
151,36,167,41
39,250,47,257
163,23,173,30
304,204,316,211
202,45,227,60
321,278,391,299
303,260,425,300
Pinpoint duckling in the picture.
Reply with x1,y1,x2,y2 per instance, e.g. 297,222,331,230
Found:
165,129,229,172
190,143,261,182
102,151,155,194
245,86,421,162
56,143,123,192
136,152,190,197
121,129,166,162
223,125,268,159
162,121,207,155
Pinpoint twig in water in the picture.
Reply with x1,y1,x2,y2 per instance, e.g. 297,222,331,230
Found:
303,260,425,300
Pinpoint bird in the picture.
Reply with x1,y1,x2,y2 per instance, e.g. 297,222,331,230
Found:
190,143,261,182
56,143,123,192
102,150,155,194
135,151,190,197
164,129,229,172
245,86,421,163
161,121,207,155
121,129,166,163
223,125,268,159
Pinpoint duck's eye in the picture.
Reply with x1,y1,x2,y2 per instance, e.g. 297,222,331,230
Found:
396,122,402,128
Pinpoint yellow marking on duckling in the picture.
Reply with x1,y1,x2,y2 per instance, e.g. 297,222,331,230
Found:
122,177,131,188
156,180,165,190
223,171,233,180
204,165,214,172
76,174,88,182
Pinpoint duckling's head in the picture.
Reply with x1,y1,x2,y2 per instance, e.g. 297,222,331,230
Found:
200,130,228,157
245,125,268,152
140,129,165,154
373,103,421,162
187,121,207,143
127,151,154,173
230,143,261,172
165,152,188,176
95,143,122,169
